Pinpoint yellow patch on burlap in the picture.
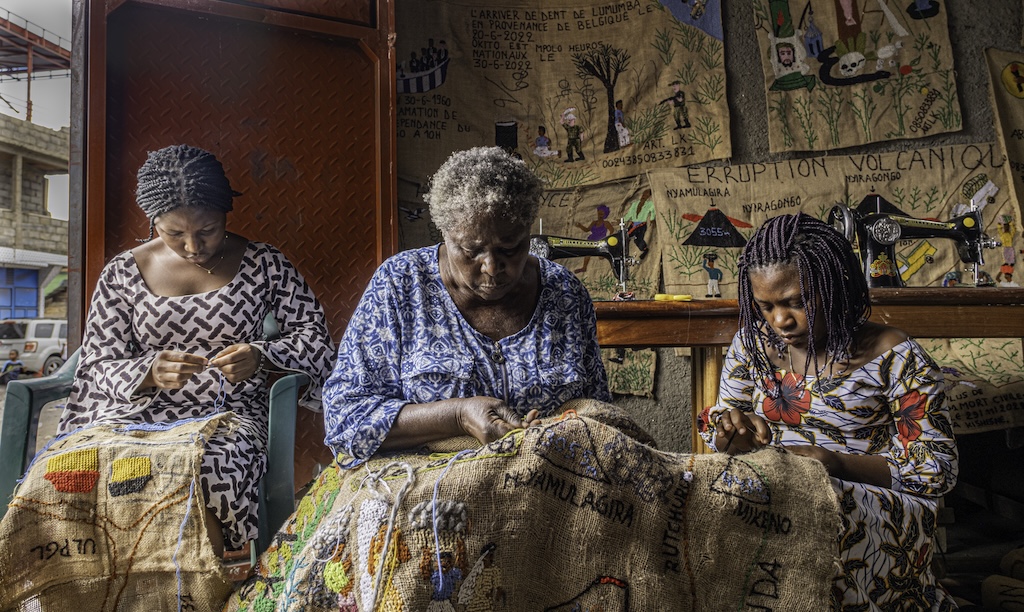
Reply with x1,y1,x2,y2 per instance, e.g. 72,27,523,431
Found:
0,415,234,611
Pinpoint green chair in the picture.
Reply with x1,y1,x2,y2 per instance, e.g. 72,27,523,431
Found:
0,326,308,557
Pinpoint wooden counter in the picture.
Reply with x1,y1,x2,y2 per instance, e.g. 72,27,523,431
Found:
595,288,1024,452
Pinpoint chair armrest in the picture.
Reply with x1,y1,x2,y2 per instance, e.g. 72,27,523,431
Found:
0,354,78,517
257,372,309,554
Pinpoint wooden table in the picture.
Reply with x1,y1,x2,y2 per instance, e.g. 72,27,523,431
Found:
594,288,1024,453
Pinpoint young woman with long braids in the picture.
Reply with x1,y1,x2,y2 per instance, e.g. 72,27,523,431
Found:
699,213,959,610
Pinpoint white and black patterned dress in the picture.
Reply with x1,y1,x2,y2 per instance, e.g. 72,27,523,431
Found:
57,241,335,549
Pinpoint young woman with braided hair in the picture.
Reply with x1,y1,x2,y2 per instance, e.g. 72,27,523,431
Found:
699,213,959,610
55,144,335,554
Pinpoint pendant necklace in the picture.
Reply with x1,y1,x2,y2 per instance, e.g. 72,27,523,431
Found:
191,236,227,274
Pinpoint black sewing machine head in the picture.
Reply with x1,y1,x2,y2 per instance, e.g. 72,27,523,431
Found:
829,183,1000,288
529,219,635,295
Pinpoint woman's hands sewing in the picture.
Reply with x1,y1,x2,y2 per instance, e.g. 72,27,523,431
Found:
456,398,540,444
715,408,771,454
715,410,893,487
142,343,263,390
381,398,541,452
209,344,263,383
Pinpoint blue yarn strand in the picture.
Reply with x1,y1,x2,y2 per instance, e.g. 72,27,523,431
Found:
173,477,197,612
431,449,472,593
213,370,226,412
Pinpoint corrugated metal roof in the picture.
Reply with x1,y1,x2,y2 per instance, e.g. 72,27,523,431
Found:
0,246,67,267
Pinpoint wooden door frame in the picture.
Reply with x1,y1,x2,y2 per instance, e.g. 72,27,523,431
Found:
68,0,397,349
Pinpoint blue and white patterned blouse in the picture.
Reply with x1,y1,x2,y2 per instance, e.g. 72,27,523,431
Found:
323,245,611,466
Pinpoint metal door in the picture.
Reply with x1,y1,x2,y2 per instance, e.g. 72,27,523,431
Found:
70,0,397,487
70,0,396,343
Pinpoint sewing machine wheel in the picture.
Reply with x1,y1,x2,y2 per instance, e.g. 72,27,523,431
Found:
528,236,551,259
828,205,856,243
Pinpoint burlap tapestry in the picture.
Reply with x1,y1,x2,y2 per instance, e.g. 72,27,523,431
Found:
0,415,234,612
225,400,840,612
647,142,1018,297
395,0,730,193
919,338,1024,435
753,0,961,153
987,46,1024,284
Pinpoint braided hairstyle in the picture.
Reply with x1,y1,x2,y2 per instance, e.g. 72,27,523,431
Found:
737,213,870,395
135,144,236,240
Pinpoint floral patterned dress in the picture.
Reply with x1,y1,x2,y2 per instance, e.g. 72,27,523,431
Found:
699,332,959,611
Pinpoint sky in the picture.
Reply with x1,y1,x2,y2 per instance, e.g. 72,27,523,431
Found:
0,0,72,221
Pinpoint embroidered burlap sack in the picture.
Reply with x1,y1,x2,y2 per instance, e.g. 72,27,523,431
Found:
0,415,234,612
227,400,839,611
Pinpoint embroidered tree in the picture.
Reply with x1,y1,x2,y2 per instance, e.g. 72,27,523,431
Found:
571,43,631,154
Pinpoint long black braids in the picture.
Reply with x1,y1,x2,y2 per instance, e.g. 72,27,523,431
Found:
135,144,237,241
736,213,871,397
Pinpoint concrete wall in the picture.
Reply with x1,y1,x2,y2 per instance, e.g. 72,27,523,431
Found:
0,114,70,167
0,115,71,319
617,0,1022,453
0,115,69,254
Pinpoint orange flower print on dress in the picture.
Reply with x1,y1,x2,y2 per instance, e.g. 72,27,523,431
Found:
762,371,811,425
895,390,927,453
698,405,712,433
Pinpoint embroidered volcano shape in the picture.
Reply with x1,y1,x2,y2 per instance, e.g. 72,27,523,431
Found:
108,456,152,496
44,448,100,493
533,419,610,484
682,205,750,247
710,457,771,505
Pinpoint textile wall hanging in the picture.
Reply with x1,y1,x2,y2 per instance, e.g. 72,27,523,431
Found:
753,0,961,153
648,142,1016,298
0,416,233,610
395,0,730,191
986,46,1024,286
918,338,1024,435
531,178,661,397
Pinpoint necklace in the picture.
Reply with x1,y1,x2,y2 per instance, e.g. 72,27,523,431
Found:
192,253,224,274
191,236,228,274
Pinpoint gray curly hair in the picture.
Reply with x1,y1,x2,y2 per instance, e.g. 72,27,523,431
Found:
425,147,544,237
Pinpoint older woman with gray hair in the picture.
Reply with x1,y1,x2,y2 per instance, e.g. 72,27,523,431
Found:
323,146,610,466
56,144,335,554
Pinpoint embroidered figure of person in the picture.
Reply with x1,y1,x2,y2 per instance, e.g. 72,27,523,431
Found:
659,81,691,129
573,204,615,273
703,252,724,297
621,188,656,260
561,108,585,162
997,215,1017,272
614,100,631,147
532,126,559,158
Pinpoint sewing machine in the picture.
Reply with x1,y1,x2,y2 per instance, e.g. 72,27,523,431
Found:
530,219,636,296
829,183,1000,288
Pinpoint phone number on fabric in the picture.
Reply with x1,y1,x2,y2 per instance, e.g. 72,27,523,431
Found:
601,147,695,167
